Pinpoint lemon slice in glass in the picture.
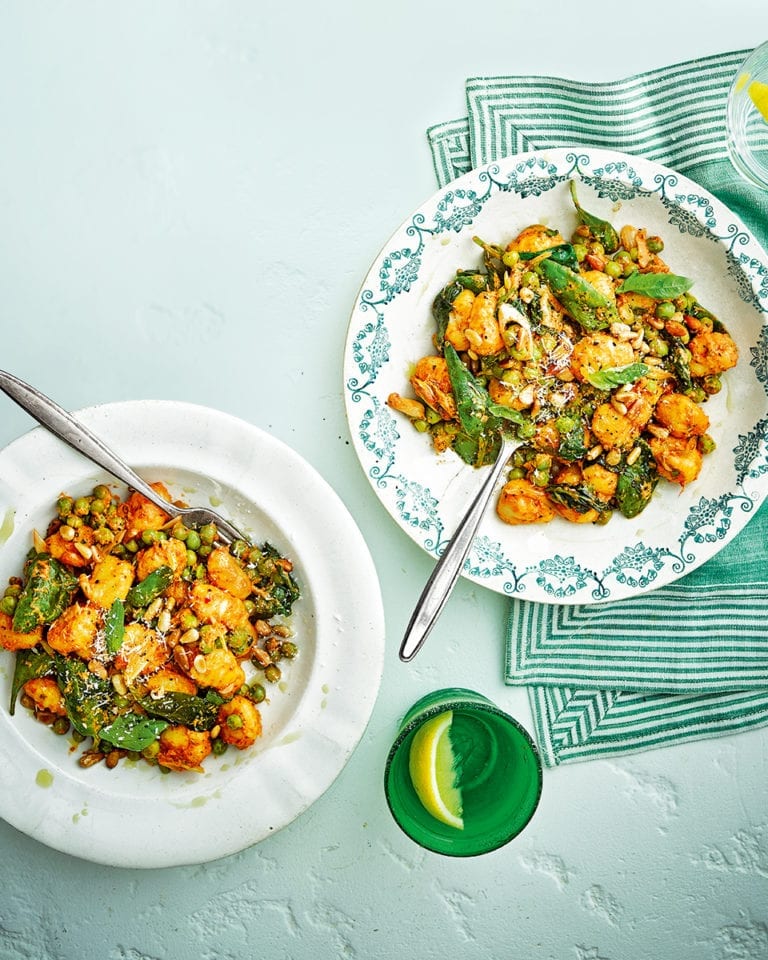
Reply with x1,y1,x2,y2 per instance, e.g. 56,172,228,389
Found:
749,79,768,123
408,710,464,830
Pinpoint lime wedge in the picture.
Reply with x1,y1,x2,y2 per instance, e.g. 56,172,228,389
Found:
408,710,463,830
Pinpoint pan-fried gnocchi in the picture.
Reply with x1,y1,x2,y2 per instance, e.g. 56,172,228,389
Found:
387,182,739,525
0,482,300,773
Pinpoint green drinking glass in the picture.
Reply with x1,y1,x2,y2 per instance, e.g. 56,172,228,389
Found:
384,688,543,857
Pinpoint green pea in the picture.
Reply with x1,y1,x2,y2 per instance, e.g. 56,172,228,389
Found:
264,664,282,684
3,583,21,597
52,717,70,736
197,544,212,558
280,641,298,660
185,530,201,551
179,610,199,631
199,523,217,545
604,259,623,278
142,741,160,759
125,539,139,553
655,301,676,320
74,497,91,516
573,243,588,262
651,339,669,358
57,496,73,517
703,375,722,395
520,270,538,289
212,738,228,756
646,237,664,253
588,241,605,257
171,523,190,541
90,498,107,515
0,596,17,615
231,539,248,558
502,250,520,268
93,484,111,501
250,682,266,703
699,434,716,454
226,714,243,730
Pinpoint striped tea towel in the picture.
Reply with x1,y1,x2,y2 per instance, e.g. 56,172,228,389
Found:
427,49,768,765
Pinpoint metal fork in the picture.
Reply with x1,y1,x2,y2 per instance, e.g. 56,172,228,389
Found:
0,369,248,545
399,439,515,662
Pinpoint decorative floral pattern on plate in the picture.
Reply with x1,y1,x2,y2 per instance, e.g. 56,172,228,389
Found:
343,148,768,604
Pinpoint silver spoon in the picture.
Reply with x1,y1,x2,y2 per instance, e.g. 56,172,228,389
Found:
399,440,514,662
0,369,248,544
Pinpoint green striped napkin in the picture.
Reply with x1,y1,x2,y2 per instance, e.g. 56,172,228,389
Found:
427,49,768,766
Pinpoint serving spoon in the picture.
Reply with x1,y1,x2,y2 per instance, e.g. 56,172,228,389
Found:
399,440,514,662
0,369,248,545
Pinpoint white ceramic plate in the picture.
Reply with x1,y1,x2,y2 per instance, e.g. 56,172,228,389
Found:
344,148,768,604
0,400,385,867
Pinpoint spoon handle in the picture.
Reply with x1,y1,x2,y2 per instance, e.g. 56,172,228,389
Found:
0,370,171,513
399,442,512,662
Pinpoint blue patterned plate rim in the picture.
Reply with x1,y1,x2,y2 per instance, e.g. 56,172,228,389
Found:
343,147,768,604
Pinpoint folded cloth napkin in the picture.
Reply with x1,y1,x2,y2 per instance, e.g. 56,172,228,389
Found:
427,49,768,766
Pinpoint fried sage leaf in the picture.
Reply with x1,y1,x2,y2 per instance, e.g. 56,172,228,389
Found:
616,442,659,518
9,646,55,715
99,713,169,751
140,691,220,732
569,180,620,253
586,362,649,391
125,565,173,608
12,554,79,633
538,259,618,331
104,598,125,654
55,655,113,738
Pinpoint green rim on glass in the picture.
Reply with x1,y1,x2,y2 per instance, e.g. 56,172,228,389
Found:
384,688,543,857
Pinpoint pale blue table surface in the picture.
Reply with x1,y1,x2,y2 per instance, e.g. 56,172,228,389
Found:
1,3,768,958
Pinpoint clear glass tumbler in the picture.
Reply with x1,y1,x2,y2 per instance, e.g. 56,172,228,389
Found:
726,42,768,190
384,688,542,856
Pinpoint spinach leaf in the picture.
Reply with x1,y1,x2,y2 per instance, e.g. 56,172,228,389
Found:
569,181,620,253
9,646,55,716
586,362,649,391
444,343,493,438
519,243,580,271
55,655,114,738
487,403,525,426
454,269,490,294
452,428,503,468
616,443,659,518
140,691,220,732
104,598,125,654
12,554,79,633
546,483,608,516
617,272,693,298
125,565,173,608
669,340,693,392
538,259,617,331
99,713,168,751
557,423,588,462
432,278,464,348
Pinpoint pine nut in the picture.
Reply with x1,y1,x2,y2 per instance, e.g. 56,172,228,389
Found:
627,446,642,465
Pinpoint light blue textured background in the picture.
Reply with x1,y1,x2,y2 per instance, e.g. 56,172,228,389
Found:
1,2,768,958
